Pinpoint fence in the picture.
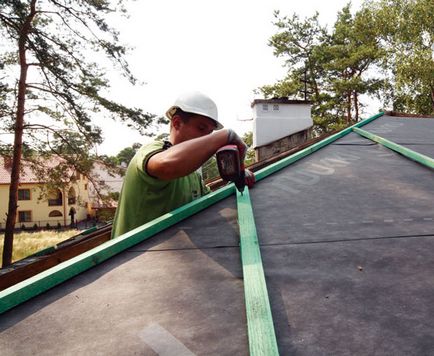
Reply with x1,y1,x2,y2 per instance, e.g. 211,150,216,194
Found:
0,219,99,232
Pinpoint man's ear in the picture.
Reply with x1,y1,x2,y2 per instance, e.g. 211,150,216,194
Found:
171,115,182,130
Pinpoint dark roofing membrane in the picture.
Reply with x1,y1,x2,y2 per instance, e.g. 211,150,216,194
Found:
1,114,434,355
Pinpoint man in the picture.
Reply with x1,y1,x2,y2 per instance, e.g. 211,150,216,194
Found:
111,91,254,238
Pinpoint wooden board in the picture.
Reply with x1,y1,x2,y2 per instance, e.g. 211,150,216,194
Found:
237,187,279,355
353,127,434,169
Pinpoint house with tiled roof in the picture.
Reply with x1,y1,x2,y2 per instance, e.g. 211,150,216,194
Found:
0,157,92,230
87,161,124,221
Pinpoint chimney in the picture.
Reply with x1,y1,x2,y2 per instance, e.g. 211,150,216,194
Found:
252,98,313,161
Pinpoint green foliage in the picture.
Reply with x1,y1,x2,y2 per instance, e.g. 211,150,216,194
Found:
97,209,115,223
365,0,434,114
263,11,329,104
0,0,159,182
0,0,160,265
116,142,141,166
260,0,433,133
202,156,219,181
242,131,256,165
108,191,120,201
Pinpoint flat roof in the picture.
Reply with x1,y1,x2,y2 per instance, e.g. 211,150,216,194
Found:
251,98,312,107
1,114,433,355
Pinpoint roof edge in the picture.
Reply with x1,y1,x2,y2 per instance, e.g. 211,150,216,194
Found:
385,111,434,119
251,98,312,108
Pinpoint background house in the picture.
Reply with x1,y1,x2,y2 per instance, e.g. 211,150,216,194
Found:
0,157,91,230
88,161,124,223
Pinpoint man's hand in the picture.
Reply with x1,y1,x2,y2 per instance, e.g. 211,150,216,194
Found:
226,129,248,162
244,169,255,189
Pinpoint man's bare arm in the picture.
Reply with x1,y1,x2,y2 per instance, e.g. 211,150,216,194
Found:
147,130,229,180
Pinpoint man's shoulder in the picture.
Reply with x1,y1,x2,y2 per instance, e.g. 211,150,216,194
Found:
133,140,166,163
128,140,167,178
138,140,165,153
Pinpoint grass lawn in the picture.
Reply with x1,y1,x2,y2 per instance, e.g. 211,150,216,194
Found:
0,229,80,266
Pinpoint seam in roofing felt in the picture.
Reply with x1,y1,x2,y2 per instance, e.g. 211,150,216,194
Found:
353,127,434,169
0,112,385,314
237,187,279,356
255,233,434,247
126,230,434,252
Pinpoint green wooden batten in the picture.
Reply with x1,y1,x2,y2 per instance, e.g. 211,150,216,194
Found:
0,185,235,314
353,127,434,169
0,112,385,314
237,187,279,356
254,112,385,182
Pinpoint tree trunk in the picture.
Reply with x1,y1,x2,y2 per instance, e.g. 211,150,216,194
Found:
346,91,352,125
430,87,434,112
2,0,37,268
354,91,359,122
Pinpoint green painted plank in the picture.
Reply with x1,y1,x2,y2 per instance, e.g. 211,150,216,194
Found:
353,127,434,169
80,226,98,235
29,245,56,257
0,184,235,314
254,112,385,182
237,187,279,356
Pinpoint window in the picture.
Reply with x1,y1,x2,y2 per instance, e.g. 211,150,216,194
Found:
49,210,63,217
84,184,88,190
18,189,31,200
76,171,81,180
68,187,76,205
18,211,32,223
273,104,279,111
48,189,63,206
262,104,269,111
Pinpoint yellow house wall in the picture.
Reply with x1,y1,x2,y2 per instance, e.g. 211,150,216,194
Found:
0,185,9,230
0,174,92,230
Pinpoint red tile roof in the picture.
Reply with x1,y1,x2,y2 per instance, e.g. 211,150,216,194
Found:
0,156,70,184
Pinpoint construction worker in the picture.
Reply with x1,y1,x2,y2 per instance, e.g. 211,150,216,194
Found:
111,91,254,238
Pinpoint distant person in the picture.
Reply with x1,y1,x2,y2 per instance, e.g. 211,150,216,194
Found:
111,91,254,238
69,207,76,227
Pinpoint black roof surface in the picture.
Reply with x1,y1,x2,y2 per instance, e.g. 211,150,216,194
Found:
1,114,433,355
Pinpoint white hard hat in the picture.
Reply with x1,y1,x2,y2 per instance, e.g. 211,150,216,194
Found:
165,91,223,129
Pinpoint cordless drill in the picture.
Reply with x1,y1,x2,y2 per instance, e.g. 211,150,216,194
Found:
216,145,245,194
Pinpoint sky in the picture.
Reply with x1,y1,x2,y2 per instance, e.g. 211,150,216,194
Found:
97,0,368,156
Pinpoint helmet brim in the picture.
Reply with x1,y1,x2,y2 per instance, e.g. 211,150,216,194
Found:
166,106,223,130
